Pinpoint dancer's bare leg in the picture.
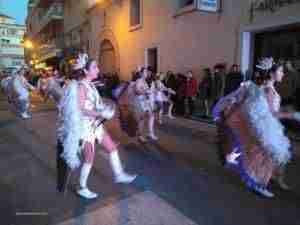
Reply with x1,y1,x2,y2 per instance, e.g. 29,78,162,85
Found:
148,112,158,140
158,108,163,124
137,116,147,142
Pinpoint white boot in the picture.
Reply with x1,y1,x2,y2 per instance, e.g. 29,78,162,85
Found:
138,135,147,143
254,187,274,198
77,163,98,199
226,151,241,165
21,111,31,119
109,151,137,184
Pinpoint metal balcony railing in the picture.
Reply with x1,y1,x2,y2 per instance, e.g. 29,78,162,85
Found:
36,2,63,33
32,2,64,35
37,36,64,60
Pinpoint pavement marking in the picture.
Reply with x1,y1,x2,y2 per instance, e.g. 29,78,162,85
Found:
57,191,198,225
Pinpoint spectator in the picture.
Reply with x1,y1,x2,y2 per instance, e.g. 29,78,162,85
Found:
163,71,179,113
198,68,212,117
178,71,197,117
164,71,177,91
278,61,299,105
173,73,185,115
211,64,224,106
224,64,243,95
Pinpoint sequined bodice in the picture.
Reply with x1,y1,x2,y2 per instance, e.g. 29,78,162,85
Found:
265,83,281,112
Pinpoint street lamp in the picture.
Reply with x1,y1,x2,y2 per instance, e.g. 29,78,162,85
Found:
24,40,34,49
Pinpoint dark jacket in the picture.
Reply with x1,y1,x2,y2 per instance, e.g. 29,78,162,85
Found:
211,72,223,100
224,72,243,95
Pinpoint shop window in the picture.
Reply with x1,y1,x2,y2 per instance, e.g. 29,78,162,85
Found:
129,0,142,31
179,0,195,8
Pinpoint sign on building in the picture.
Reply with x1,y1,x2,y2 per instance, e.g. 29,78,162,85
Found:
249,0,300,21
198,0,221,12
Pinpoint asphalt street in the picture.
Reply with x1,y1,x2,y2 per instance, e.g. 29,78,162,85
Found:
0,93,300,225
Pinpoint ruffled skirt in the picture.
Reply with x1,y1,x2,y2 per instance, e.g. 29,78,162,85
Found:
220,107,291,189
132,95,153,116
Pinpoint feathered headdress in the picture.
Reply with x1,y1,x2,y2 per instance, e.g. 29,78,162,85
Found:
256,57,275,71
72,52,88,70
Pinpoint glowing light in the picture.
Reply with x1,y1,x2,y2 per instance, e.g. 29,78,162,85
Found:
24,40,34,49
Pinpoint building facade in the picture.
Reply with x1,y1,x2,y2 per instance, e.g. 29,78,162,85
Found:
85,0,244,80
0,13,26,70
63,0,91,58
26,0,64,69
26,0,300,80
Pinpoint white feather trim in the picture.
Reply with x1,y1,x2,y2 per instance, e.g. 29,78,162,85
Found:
256,57,275,71
240,83,291,165
57,80,83,170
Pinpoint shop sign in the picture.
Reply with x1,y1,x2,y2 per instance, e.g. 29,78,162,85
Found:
250,0,300,21
198,0,221,12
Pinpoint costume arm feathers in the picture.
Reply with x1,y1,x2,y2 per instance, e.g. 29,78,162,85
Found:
58,80,82,170
212,81,252,121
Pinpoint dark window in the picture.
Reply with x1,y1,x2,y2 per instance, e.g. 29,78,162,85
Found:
179,0,194,8
130,0,141,27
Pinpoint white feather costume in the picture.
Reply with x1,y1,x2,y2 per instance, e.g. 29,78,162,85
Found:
57,79,115,170
241,82,291,165
1,76,13,96
213,81,291,166
46,77,64,105
57,80,83,170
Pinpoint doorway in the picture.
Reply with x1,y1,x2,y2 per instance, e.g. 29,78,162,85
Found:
99,39,117,75
146,47,158,73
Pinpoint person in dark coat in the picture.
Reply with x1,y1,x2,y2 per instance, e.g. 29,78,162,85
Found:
211,64,224,107
198,68,212,117
224,64,243,96
163,71,178,113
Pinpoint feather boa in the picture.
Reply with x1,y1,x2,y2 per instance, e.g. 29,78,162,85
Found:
57,80,83,170
213,81,291,166
240,83,291,165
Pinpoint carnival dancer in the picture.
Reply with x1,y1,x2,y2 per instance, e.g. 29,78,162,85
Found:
37,70,50,102
11,68,36,119
153,73,176,124
213,58,298,198
1,75,13,103
57,54,137,199
131,67,158,142
45,75,64,106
